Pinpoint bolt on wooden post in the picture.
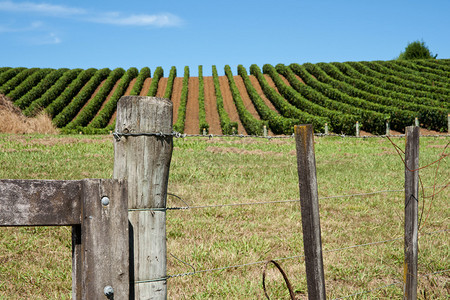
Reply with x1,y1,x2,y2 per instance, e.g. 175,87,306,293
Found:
0,178,129,299
113,96,173,299
294,124,326,300
403,126,419,300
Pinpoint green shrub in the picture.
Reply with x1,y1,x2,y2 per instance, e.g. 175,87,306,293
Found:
88,67,139,128
52,68,110,127
7,69,53,100
173,66,189,133
240,65,325,134
0,68,25,87
164,66,177,99
198,65,209,134
24,69,82,116
398,40,436,60
212,65,238,134
65,68,125,129
0,68,39,95
224,65,267,135
263,64,357,135
147,67,163,96
45,68,97,118
15,69,69,110
129,67,150,96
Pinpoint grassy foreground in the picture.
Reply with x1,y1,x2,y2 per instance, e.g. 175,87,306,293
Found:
0,133,448,299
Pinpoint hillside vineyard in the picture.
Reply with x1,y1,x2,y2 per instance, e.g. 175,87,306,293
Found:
0,59,449,135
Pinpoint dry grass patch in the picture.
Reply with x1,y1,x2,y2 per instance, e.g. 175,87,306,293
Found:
0,95,58,134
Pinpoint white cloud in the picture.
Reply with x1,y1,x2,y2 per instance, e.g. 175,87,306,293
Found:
0,20,42,32
0,1,85,16
27,32,61,45
94,13,183,27
0,1,183,27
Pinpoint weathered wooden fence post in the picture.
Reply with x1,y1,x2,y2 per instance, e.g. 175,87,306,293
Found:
294,124,327,300
0,178,129,299
403,126,419,300
113,96,173,299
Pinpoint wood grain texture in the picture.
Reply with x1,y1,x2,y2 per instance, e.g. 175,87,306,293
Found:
0,179,82,226
78,179,129,300
113,96,173,299
403,126,419,300
294,125,326,300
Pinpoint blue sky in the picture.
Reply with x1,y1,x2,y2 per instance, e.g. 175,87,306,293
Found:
0,0,449,76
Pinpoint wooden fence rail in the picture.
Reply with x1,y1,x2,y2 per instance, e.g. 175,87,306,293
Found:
0,178,129,299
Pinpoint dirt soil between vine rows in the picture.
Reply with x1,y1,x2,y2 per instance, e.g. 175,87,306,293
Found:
104,74,446,137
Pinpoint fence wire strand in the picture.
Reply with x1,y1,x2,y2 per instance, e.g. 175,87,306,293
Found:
125,130,449,295
163,229,448,281
166,185,447,211
113,131,450,140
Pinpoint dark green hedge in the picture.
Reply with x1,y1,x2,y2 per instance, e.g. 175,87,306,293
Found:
173,66,189,133
249,64,328,133
45,68,97,118
24,69,82,116
147,67,163,97
0,68,39,95
52,68,110,127
88,67,139,129
15,69,69,110
164,66,177,99
240,65,326,134
129,67,150,96
263,64,357,135
65,68,125,129
198,65,209,134
0,68,25,87
224,65,267,135
212,65,238,134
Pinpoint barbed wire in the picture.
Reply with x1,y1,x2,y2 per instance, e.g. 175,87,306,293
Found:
112,130,450,142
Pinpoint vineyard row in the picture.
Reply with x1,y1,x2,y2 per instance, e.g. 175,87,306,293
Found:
0,59,449,135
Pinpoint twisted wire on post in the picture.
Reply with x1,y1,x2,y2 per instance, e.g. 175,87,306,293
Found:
112,130,186,141
112,131,450,141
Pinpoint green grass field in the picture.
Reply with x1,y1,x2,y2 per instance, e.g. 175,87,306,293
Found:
0,133,448,299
